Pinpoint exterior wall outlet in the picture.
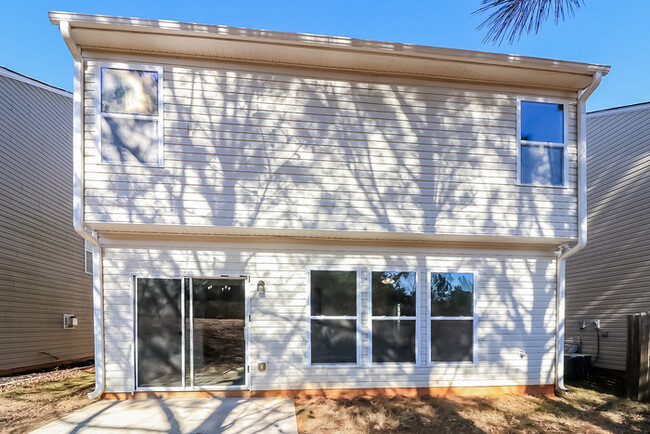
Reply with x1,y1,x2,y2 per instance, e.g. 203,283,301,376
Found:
257,362,267,372
593,319,601,329
63,314,78,329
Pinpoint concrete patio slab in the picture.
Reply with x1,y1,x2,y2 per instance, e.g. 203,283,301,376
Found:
31,397,298,433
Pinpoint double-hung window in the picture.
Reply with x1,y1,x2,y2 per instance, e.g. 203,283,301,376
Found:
97,65,163,166
308,270,359,365
518,99,567,187
428,271,476,363
370,271,418,364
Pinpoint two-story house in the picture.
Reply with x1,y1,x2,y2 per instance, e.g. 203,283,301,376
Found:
50,12,609,399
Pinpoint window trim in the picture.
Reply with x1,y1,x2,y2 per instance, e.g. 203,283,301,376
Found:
516,96,570,188
306,267,362,368
84,240,93,275
426,269,478,367
368,269,420,366
94,61,164,167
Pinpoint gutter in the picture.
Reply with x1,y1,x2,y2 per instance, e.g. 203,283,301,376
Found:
60,21,105,400
555,72,602,392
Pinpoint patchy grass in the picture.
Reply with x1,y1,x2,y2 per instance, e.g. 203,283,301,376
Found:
0,367,96,434
295,377,650,433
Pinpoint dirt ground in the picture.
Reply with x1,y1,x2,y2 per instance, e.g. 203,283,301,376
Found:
0,366,96,434
295,376,650,433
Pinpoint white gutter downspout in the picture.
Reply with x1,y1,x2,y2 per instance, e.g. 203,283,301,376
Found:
60,21,105,400
555,71,602,392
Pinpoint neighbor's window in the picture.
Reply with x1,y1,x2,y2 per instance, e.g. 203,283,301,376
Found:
519,100,566,186
308,270,358,365
98,66,162,165
84,240,93,275
429,272,475,363
371,271,417,364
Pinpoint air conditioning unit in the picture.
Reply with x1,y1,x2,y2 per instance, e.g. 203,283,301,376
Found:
565,353,591,381
63,314,78,329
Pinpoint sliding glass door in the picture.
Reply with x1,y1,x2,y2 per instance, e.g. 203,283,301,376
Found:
135,277,246,390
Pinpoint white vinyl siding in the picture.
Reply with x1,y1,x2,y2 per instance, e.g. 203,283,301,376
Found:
565,104,650,372
82,59,579,240
100,241,556,393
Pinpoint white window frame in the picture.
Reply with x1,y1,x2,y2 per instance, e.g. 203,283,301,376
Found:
427,269,478,367
516,96,570,188
84,240,93,275
132,274,250,392
95,61,164,167
306,267,362,367
368,269,420,366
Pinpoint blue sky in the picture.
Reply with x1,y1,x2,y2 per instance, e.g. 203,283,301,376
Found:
1,1,648,111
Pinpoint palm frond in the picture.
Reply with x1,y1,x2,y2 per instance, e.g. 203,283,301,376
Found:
474,0,583,45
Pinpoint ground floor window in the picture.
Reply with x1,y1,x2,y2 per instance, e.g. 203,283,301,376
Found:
308,270,359,365
370,271,418,364
428,272,476,364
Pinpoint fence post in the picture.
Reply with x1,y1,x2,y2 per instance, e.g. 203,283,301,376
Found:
626,312,650,401
641,313,650,401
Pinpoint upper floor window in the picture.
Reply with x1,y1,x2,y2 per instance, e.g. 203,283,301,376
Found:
518,100,567,187
97,65,163,166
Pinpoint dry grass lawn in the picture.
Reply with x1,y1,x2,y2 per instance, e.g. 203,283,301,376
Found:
295,377,650,433
0,366,96,434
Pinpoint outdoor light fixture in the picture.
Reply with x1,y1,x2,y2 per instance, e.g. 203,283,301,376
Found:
257,280,266,296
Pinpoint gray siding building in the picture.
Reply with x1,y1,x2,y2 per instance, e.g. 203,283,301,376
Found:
566,102,650,372
0,67,93,375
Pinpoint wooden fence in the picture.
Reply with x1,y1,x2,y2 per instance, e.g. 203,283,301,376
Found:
626,312,650,401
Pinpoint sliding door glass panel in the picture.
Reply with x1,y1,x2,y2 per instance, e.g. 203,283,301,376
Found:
136,278,182,388
191,279,246,387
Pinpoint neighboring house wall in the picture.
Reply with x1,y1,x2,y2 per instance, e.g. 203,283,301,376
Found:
0,69,93,374
566,103,650,372
101,240,556,392
83,60,579,240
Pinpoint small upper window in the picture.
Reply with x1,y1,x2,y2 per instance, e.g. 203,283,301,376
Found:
84,240,93,275
519,101,566,186
98,66,162,166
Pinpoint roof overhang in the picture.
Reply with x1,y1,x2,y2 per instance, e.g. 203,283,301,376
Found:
49,11,610,92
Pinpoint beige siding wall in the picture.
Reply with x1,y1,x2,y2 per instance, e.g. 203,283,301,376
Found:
101,240,556,392
566,105,650,371
0,73,93,373
83,58,578,239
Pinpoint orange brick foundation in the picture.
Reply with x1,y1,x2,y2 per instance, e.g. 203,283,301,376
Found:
102,384,554,400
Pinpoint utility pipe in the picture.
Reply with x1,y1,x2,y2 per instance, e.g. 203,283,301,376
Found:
60,21,105,400
555,72,602,392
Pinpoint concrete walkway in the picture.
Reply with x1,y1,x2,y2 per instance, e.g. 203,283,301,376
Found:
31,397,298,433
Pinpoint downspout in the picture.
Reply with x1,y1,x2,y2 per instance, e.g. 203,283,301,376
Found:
60,21,105,399
555,72,602,392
